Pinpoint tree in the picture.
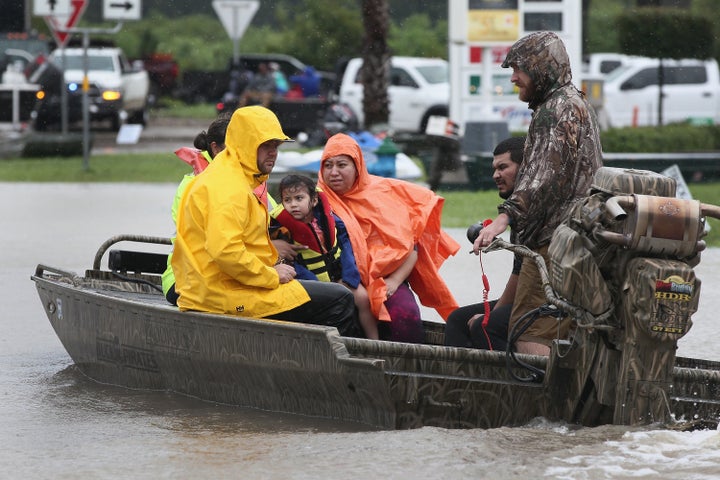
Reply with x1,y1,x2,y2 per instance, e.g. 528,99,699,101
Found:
278,0,363,72
389,14,447,58
361,0,390,130
581,0,592,55
617,8,713,125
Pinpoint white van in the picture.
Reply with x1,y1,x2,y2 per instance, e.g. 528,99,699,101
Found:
602,57,720,128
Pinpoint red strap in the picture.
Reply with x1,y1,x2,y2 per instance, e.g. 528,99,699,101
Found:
478,218,494,349
479,253,491,328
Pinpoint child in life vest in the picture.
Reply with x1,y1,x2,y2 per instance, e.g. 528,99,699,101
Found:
270,174,378,339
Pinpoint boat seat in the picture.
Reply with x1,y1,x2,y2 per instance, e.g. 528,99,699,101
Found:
108,250,168,275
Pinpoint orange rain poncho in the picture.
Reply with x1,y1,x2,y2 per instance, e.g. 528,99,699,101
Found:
318,133,460,321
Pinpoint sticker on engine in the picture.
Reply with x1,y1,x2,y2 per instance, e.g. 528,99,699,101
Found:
654,275,693,302
650,303,687,334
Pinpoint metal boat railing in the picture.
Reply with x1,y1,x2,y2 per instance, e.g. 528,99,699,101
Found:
92,234,172,270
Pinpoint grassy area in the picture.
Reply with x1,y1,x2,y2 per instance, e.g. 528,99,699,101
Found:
0,153,188,182
2,154,719,246
437,189,498,228
151,100,217,120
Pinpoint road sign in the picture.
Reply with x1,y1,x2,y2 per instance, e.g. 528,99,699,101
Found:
34,0,71,17
44,0,88,48
212,0,259,40
103,0,142,21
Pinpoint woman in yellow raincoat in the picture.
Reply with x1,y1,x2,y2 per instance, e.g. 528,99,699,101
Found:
171,106,361,337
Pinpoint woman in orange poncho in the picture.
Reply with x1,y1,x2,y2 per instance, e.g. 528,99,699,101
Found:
318,133,460,343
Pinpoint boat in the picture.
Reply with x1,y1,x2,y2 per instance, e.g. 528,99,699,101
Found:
32,235,550,430
32,167,720,430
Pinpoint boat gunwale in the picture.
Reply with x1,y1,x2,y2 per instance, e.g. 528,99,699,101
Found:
32,266,550,372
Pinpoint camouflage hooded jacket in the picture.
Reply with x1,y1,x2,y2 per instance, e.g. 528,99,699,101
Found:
499,31,603,249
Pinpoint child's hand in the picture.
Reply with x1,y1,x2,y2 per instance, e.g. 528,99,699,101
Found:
385,278,400,299
272,239,307,261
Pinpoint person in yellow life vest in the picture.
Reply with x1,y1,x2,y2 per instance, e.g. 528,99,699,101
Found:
162,113,304,305
171,106,362,337
270,174,378,340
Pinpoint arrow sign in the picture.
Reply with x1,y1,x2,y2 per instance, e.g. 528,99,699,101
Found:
44,0,88,48
213,0,259,40
112,1,132,9
34,0,71,16
103,0,142,21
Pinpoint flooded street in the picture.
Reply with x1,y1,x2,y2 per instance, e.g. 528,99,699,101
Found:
2,182,720,479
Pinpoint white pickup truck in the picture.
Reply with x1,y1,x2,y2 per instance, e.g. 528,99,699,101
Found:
338,56,449,133
34,47,149,130
601,57,720,128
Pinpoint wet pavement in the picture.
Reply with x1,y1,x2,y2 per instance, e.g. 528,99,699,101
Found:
91,116,210,155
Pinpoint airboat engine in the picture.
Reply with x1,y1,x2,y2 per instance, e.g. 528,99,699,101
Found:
545,167,714,426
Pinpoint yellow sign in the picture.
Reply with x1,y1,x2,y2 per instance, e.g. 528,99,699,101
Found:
468,9,519,43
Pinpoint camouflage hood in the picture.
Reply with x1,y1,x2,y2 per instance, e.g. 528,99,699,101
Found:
502,31,572,110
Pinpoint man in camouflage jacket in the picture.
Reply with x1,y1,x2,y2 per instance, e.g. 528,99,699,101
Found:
473,31,603,355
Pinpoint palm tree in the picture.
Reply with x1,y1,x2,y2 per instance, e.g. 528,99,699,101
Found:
360,0,390,130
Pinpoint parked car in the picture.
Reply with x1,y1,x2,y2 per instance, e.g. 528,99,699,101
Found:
178,53,335,104
31,47,150,130
337,56,449,133
602,57,720,128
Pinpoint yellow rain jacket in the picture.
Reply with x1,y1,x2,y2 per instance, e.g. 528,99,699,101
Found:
171,106,310,317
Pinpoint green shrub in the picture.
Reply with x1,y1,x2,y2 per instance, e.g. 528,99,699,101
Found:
601,124,720,152
617,8,714,60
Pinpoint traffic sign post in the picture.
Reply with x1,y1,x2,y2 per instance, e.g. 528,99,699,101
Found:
212,0,259,65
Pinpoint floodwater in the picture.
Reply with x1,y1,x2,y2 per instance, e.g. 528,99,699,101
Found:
2,182,720,479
